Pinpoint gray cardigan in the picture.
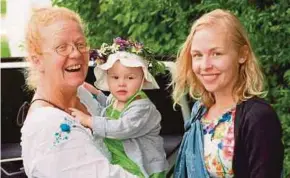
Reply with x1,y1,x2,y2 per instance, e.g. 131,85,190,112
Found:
92,93,169,177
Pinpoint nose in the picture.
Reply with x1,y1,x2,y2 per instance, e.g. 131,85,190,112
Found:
118,78,126,87
200,56,213,70
69,45,82,58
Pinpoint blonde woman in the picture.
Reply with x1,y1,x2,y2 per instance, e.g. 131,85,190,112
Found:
172,9,284,178
20,7,138,178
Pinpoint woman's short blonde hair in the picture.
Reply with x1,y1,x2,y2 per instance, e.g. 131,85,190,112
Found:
172,9,265,108
25,7,84,90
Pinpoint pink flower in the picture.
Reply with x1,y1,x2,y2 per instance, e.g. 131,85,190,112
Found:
223,145,234,160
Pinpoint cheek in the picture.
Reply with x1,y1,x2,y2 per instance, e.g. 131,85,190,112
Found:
107,78,114,88
129,81,141,91
191,61,199,73
214,61,227,71
83,53,89,65
53,56,66,70
43,56,64,73
218,59,237,73
229,64,240,79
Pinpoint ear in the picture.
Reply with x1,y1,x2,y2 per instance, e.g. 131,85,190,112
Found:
239,57,246,64
30,54,45,72
238,45,249,64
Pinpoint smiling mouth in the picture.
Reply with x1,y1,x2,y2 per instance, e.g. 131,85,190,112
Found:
201,74,219,77
65,64,81,72
201,74,219,81
201,73,219,76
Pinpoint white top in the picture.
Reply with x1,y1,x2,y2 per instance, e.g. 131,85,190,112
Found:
21,86,137,178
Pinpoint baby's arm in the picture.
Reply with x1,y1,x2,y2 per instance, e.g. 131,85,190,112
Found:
83,82,107,107
83,82,101,95
69,108,93,129
91,103,161,140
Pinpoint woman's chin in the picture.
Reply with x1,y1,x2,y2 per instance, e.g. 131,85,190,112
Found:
64,74,87,88
65,80,85,89
203,85,217,93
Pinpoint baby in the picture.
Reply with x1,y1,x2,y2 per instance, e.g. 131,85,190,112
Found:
70,37,168,178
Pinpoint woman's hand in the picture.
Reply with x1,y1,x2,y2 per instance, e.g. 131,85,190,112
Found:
69,108,93,128
83,82,101,95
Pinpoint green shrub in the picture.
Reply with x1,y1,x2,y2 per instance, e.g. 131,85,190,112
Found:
1,35,11,57
53,0,289,176
1,0,7,16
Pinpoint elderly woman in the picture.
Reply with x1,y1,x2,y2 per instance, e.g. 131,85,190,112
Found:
172,9,284,178
20,7,137,178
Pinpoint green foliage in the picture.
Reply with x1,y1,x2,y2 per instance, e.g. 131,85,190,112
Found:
236,3,290,176
53,0,195,56
53,0,289,176
1,0,6,16
1,35,11,57
52,0,101,48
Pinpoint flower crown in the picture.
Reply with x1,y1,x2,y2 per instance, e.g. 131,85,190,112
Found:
89,37,165,76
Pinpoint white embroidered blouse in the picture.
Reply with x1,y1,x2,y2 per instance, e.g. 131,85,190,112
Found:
21,85,137,178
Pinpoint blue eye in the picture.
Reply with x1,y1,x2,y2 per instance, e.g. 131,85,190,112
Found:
192,53,202,60
212,52,222,57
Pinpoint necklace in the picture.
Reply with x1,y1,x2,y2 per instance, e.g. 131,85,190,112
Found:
17,98,68,126
31,98,67,111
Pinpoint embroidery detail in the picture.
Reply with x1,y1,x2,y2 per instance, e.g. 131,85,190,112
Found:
60,123,71,133
53,117,76,146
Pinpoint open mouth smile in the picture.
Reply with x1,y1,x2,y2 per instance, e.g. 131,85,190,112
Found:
65,64,81,72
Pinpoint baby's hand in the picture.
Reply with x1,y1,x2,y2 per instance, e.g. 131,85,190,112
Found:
83,82,101,95
69,108,92,128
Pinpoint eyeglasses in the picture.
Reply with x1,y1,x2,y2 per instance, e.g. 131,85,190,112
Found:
55,43,90,56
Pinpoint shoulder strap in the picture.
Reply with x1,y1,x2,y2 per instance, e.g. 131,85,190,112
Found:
185,101,206,132
192,106,204,123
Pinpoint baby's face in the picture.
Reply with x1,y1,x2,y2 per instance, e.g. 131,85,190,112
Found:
107,61,144,104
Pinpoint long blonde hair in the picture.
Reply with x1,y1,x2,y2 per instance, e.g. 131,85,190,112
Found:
172,9,265,108
24,7,84,90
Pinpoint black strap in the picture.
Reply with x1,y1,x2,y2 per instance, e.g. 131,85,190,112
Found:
30,99,65,111
17,99,65,126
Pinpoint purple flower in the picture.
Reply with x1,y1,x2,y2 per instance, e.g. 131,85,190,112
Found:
89,49,101,60
114,37,129,46
90,49,107,65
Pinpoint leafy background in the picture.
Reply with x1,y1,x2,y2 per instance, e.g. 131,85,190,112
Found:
52,0,289,176
2,0,289,176
1,0,11,57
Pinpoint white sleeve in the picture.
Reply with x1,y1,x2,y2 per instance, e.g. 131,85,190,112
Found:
21,108,137,178
92,102,161,140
